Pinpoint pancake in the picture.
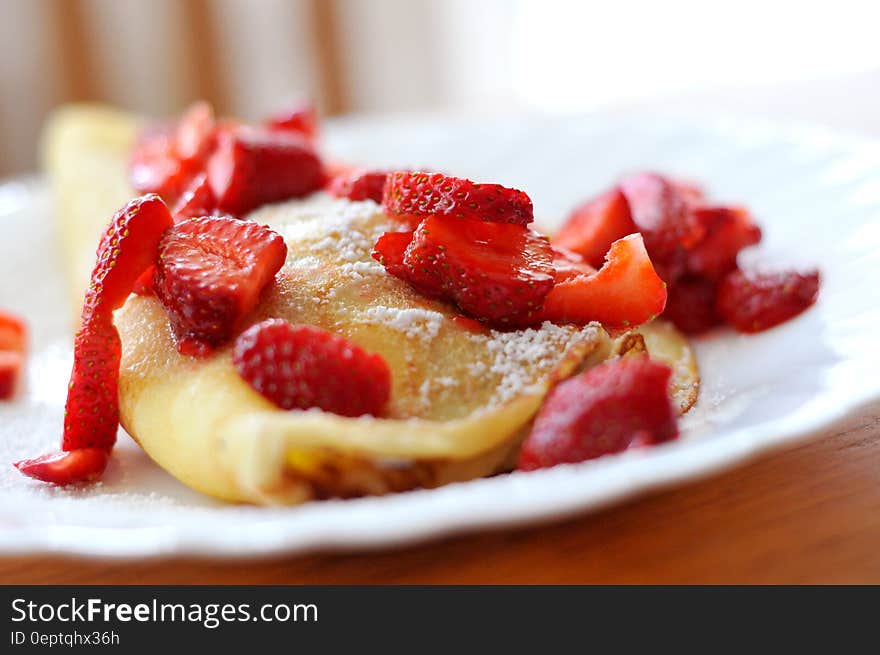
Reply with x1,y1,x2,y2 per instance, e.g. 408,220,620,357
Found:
42,105,698,504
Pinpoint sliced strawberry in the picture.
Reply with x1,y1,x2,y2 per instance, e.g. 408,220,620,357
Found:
129,126,191,204
154,216,287,354
550,247,597,283
207,126,325,216
0,351,24,400
0,310,26,352
716,269,820,333
18,196,172,483
129,103,217,206
87,194,174,316
554,187,637,268
685,205,762,280
619,172,703,282
518,356,678,471
371,230,415,282
383,172,534,226
14,448,109,485
175,101,216,163
265,102,319,141
172,172,217,220
664,275,722,334
62,314,122,450
328,169,389,203
540,234,667,328
402,216,554,326
233,320,391,417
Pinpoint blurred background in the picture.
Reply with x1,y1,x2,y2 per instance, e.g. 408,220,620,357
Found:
1,0,879,177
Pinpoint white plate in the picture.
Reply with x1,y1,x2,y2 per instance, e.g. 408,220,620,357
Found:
1,112,879,560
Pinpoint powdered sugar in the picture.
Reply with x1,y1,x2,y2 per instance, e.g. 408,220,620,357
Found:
360,306,444,340
472,322,602,406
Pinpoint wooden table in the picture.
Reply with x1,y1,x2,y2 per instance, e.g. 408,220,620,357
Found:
2,407,878,584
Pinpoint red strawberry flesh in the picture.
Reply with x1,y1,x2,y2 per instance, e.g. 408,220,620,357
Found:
328,169,389,203
540,233,667,328
17,195,173,484
265,102,319,140
518,356,678,471
664,275,722,334
154,216,288,354
686,206,761,280
383,172,534,226
716,269,820,333
0,351,23,400
554,187,637,268
402,216,554,326
207,126,325,216
0,310,26,353
14,448,109,485
233,320,391,417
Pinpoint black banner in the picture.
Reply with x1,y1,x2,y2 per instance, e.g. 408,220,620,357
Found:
0,586,875,651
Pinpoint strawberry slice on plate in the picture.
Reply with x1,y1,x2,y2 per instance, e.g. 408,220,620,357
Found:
518,356,678,471
16,195,174,484
154,215,288,356
0,310,26,353
540,233,667,329
383,172,534,226
0,351,24,400
14,448,110,485
172,172,217,220
233,320,391,417
716,269,820,333
400,216,554,326
553,187,637,269
207,126,325,216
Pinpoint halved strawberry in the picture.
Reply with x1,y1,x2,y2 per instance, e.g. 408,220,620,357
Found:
233,320,391,417
265,101,319,141
619,172,704,283
17,195,173,484
14,448,109,485
0,350,23,400
540,234,667,328
686,206,762,280
716,269,820,333
0,310,26,352
154,216,287,355
383,172,534,226
207,126,325,216
172,172,217,220
664,275,722,334
518,356,678,471
553,187,637,268
371,230,415,282
401,216,554,326
328,169,389,204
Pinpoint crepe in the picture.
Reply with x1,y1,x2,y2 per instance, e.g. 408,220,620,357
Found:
42,105,698,504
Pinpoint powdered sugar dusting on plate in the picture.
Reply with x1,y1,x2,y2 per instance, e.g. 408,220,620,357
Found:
360,306,444,340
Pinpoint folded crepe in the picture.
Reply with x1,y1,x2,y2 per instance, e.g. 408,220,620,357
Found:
42,105,698,504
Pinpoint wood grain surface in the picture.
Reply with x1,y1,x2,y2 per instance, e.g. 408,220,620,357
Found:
1,408,878,585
